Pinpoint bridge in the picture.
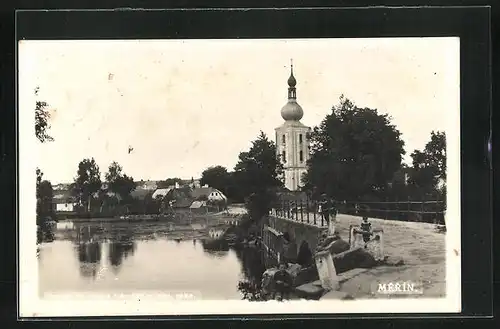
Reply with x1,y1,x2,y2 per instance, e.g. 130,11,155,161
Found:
260,196,445,266
261,207,330,266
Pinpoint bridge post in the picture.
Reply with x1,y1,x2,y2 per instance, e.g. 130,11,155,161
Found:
328,220,335,235
306,199,310,223
300,200,304,222
315,249,339,291
313,202,317,225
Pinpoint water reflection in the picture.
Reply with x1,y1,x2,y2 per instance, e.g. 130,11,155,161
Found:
77,242,101,264
40,221,270,299
76,242,101,278
235,247,267,285
202,249,230,259
73,224,137,277
234,246,268,301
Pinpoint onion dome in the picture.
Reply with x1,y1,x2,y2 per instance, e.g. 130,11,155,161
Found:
281,100,304,121
281,60,303,121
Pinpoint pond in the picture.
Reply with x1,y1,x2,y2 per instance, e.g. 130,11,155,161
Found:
37,221,268,300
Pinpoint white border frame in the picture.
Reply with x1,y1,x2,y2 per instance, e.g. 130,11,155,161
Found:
17,37,461,317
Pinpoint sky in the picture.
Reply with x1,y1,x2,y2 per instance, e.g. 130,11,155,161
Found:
19,38,460,185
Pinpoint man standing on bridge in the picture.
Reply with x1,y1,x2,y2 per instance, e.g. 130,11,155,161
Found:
319,194,334,226
330,198,338,222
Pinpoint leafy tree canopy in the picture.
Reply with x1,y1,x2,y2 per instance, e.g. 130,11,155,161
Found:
36,168,54,224
233,131,283,220
302,95,406,201
157,178,183,188
71,158,102,210
200,165,230,193
105,161,136,203
35,87,53,143
408,131,446,198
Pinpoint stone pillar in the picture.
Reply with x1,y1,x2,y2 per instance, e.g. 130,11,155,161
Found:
349,226,365,249
368,229,384,261
328,220,335,236
314,250,339,291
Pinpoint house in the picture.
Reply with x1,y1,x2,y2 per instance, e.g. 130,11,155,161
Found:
152,188,173,200
52,189,76,212
191,187,227,203
53,183,71,191
157,185,228,210
164,187,196,208
183,178,201,189
130,187,151,201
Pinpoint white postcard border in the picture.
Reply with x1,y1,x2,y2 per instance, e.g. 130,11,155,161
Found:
18,37,461,317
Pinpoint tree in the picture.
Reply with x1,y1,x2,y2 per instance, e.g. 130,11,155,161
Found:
157,178,183,188
225,171,245,203
36,168,54,225
71,158,102,212
408,131,446,199
302,95,406,201
200,166,230,194
105,161,136,205
233,131,284,221
35,87,53,143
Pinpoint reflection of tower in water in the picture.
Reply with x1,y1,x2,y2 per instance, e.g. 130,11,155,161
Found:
77,241,102,278
108,239,136,274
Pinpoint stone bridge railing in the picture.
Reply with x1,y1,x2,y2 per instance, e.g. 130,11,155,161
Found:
271,202,330,227
273,198,445,224
262,213,328,265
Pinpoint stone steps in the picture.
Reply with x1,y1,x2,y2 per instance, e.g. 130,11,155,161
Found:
294,282,325,300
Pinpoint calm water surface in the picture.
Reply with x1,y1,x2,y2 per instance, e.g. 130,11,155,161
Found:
38,222,267,300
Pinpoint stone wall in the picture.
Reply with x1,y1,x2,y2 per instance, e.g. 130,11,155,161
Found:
264,215,324,260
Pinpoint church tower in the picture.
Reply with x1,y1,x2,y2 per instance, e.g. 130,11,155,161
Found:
275,61,311,191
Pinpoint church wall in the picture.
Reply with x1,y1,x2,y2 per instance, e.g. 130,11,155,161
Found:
275,126,311,191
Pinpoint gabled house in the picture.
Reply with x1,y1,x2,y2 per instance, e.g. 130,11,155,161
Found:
164,187,195,208
191,187,227,203
130,187,151,201
52,189,76,212
152,188,173,200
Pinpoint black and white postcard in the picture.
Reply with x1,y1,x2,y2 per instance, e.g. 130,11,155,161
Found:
18,37,461,316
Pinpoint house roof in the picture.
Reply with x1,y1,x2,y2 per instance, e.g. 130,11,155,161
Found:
191,187,216,199
52,190,75,204
189,200,206,209
130,188,151,200
168,187,194,208
152,188,172,199
53,183,71,191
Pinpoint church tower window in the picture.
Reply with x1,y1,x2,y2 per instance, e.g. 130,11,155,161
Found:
275,60,311,191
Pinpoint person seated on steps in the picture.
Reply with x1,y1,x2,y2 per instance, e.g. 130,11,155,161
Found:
273,261,293,301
